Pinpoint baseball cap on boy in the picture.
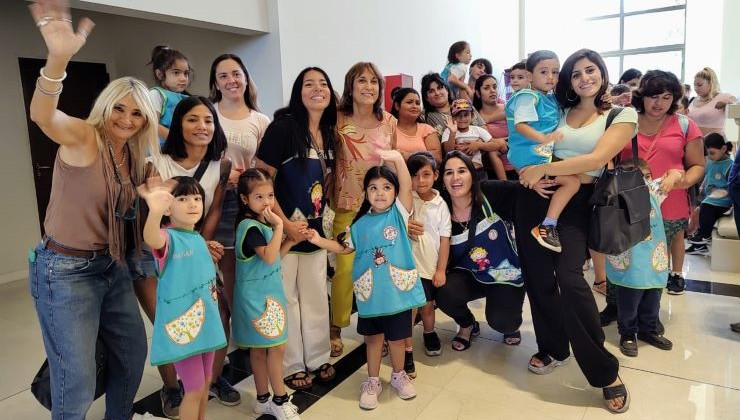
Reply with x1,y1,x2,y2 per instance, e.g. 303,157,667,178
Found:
451,99,473,116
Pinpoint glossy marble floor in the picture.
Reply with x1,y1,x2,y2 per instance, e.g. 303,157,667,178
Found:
0,252,738,420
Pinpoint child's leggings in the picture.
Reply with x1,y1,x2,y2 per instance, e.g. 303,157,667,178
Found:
173,351,215,392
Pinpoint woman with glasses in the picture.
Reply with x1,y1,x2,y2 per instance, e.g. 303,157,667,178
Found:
27,1,157,419
132,95,230,419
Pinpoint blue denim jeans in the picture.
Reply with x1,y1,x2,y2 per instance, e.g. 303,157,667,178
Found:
29,241,147,420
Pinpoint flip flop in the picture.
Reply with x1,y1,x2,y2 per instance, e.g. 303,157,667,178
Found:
311,363,336,383
592,280,607,296
283,371,312,391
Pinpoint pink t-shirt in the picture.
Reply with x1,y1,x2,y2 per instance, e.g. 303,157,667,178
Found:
620,114,703,220
687,93,735,134
395,123,435,156
484,119,514,171
152,230,171,272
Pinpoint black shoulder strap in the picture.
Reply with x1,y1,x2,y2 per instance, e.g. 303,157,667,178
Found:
193,160,209,182
604,107,637,167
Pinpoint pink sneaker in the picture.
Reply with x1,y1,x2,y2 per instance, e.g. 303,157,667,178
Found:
390,371,417,400
359,377,382,410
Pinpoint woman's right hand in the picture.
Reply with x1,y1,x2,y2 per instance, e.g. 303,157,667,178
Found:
284,219,309,242
29,0,95,59
227,168,242,189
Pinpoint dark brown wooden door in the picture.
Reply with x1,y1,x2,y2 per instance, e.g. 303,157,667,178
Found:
18,58,109,236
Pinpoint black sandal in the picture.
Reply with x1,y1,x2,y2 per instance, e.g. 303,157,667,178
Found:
503,330,521,346
602,377,630,413
451,323,476,351
382,340,389,357
311,363,336,383
283,371,312,391
527,351,569,375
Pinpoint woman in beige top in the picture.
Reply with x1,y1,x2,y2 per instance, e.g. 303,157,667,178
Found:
27,2,158,419
330,62,396,357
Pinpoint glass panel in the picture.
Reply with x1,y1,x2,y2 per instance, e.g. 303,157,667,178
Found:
624,0,685,13
623,10,685,49
603,57,621,85
622,51,684,80
583,18,620,53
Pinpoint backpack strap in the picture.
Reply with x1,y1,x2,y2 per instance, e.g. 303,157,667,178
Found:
193,160,209,181
676,113,689,137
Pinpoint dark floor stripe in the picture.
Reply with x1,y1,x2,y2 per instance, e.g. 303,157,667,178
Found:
685,278,740,298
133,344,367,418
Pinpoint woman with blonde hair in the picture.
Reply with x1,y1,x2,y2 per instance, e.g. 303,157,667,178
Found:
688,67,737,135
27,1,158,418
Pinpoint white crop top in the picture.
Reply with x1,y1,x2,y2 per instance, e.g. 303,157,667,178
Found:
554,107,638,177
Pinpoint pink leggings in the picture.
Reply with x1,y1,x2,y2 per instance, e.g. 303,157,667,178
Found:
173,351,215,392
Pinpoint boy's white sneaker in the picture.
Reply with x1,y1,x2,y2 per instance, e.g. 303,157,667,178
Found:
359,377,382,409
254,399,270,415
390,370,417,400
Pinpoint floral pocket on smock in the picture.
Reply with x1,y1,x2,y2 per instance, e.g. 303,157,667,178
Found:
252,297,287,339
607,252,631,271
652,241,669,272
353,268,373,302
165,298,205,345
389,264,418,292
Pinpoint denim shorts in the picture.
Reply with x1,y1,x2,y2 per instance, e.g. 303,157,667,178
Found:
214,189,239,248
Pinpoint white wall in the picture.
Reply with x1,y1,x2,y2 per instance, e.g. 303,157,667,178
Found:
274,0,520,106
0,0,281,282
720,0,740,142
70,0,269,34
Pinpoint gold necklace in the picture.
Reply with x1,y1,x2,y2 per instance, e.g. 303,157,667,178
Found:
107,141,127,168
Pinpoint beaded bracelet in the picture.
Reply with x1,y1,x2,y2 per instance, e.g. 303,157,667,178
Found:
39,67,67,83
36,77,63,96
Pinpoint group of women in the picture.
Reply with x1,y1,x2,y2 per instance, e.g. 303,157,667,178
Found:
28,1,737,419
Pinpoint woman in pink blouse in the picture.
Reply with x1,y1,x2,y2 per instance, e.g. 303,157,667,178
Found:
688,67,737,136
390,87,442,162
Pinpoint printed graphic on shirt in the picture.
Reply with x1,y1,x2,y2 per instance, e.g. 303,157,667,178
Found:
310,182,323,217
469,247,490,270
535,142,553,157
354,268,373,302
372,247,387,267
165,298,205,345
383,225,399,242
252,297,287,339
389,264,418,292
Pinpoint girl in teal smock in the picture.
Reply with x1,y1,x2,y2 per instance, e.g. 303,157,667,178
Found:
305,150,424,409
140,176,226,420
232,168,302,417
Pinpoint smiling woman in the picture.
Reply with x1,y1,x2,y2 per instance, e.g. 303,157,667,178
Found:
390,87,442,162
329,62,396,357
26,1,159,418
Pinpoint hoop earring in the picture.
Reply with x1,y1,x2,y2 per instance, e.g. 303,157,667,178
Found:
566,89,578,102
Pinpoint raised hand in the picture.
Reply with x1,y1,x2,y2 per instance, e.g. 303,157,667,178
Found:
376,148,404,163
29,0,95,59
262,206,283,228
444,115,458,133
137,177,177,214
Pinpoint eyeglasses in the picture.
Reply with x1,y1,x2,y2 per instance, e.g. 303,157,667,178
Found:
115,190,139,221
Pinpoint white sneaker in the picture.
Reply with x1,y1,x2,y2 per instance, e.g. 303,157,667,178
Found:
359,377,382,409
269,396,300,420
254,398,271,415
132,413,169,420
390,370,417,400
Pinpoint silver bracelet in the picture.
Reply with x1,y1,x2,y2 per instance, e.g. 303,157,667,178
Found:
39,67,67,83
36,77,63,96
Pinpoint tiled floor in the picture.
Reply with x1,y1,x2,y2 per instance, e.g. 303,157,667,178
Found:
1,253,738,420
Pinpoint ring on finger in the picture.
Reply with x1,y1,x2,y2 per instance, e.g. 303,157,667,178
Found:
36,16,52,28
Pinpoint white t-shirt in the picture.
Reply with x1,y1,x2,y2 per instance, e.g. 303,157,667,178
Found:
147,154,222,215
441,125,492,166
214,103,270,170
411,190,452,279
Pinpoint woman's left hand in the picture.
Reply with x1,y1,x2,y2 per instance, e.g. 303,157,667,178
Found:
407,219,424,240
715,101,728,110
519,164,546,189
207,241,224,263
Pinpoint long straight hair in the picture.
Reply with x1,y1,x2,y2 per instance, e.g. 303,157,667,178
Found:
86,76,160,183
338,62,385,121
208,54,261,111
272,67,337,162
162,95,227,161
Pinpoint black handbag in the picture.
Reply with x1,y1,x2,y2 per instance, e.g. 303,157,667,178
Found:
587,107,651,255
31,336,108,410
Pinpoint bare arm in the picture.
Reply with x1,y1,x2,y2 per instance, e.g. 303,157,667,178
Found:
29,1,97,151
254,207,284,265
157,123,170,141
514,122,562,144
200,159,231,240
304,228,353,254
675,138,706,189
423,132,443,163
432,236,450,287
378,149,413,212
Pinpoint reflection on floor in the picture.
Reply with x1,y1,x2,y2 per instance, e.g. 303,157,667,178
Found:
0,253,738,420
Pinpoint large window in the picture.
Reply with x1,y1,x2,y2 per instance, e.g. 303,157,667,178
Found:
524,0,687,83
